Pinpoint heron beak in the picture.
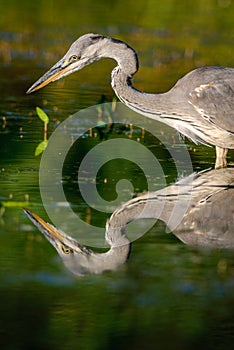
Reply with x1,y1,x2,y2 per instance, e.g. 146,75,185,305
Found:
26,58,73,94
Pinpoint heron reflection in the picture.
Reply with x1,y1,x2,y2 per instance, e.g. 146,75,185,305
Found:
24,168,234,276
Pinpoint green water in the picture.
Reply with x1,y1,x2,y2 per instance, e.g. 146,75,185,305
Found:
0,0,234,349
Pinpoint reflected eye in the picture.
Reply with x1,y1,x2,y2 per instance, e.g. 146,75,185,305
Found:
61,245,73,254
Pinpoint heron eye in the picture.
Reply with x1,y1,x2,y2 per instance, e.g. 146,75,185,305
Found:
70,55,79,62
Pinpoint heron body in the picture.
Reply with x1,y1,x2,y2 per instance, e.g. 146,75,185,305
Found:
27,33,234,167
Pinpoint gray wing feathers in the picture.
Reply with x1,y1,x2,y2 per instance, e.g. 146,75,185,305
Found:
189,79,234,133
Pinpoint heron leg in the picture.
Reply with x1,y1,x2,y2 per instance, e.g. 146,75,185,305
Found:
215,146,228,169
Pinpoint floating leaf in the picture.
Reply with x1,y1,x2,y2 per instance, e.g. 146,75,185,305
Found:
36,107,49,124
35,140,48,156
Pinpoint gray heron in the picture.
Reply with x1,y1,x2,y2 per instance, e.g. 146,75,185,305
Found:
27,33,234,168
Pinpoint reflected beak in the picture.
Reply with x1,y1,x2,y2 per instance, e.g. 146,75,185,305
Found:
24,208,66,244
24,208,89,255
26,58,73,94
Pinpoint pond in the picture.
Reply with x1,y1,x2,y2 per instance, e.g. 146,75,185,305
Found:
0,0,234,349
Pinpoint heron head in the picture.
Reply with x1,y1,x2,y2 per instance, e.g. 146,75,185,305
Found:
26,33,105,94
23,208,99,275
24,208,130,276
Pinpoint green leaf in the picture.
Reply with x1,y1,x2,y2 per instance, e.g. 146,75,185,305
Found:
35,140,48,156
36,107,49,124
1,201,29,208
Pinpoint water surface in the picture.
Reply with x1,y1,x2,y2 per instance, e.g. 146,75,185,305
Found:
0,1,234,349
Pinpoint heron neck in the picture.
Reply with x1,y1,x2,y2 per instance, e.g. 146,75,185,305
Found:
110,64,174,122
113,69,176,119
99,37,174,119
100,37,139,77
